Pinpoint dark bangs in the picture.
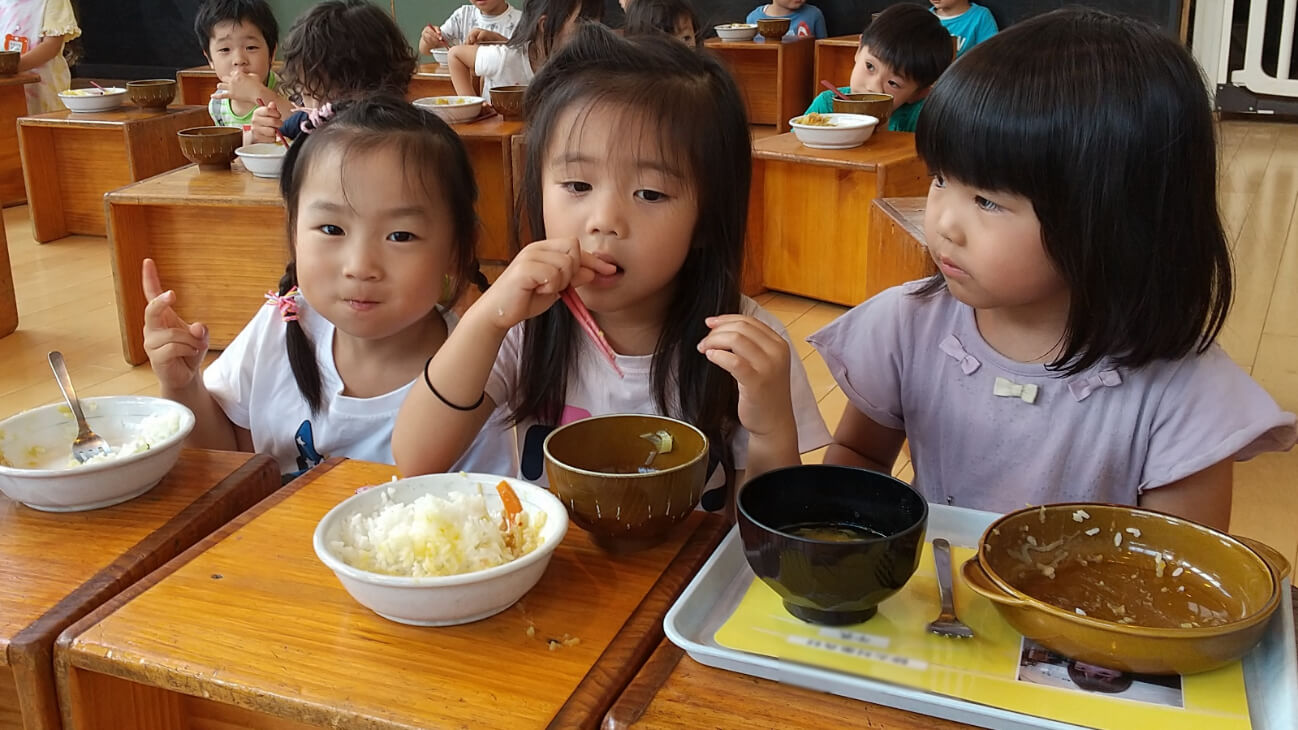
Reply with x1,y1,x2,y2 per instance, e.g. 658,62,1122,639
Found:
915,8,1231,375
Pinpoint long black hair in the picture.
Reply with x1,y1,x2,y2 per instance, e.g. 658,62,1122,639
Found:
512,25,750,487
276,95,482,412
914,7,1232,376
507,0,604,59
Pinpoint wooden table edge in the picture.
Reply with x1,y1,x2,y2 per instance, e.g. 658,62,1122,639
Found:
17,107,207,129
103,164,287,208
874,197,927,242
752,145,914,172
548,514,730,729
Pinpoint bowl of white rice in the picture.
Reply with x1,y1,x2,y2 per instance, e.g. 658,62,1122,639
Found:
314,472,568,626
0,396,194,511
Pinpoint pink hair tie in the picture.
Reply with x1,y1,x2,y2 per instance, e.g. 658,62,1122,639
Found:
265,286,301,322
301,103,335,134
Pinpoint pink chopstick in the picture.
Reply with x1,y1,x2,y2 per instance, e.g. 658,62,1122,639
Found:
559,288,623,378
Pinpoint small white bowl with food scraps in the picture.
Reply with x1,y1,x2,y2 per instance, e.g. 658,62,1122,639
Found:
789,112,879,149
313,472,569,626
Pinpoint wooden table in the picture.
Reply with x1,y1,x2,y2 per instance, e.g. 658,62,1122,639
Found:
56,459,729,729
455,114,523,262
0,214,15,338
813,35,860,96
105,163,288,365
605,589,1298,728
705,37,814,133
0,73,39,206
866,196,937,300
0,450,278,730
746,131,930,306
408,62,457,99
17,106,212,242
176,63,459,106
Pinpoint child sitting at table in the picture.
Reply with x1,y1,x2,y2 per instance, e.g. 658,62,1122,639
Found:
142,95,511,481
808,8,1298,529
624,0,700,48
0,0,79,113
194,0,291,129
395,25,831,513
248,0,416,144
930,0,997,57
420,0,523,55
745,0,825,39
803,3,952,132
448,0,603,103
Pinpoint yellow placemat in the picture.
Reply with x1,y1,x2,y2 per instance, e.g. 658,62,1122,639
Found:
715,544,1251,730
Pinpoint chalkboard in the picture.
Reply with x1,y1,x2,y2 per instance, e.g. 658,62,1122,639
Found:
606,1,1184,39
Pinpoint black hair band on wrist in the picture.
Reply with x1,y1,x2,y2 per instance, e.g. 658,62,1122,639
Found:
423,355,485,411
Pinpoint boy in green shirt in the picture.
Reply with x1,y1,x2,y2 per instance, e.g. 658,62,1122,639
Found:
195,0,291,128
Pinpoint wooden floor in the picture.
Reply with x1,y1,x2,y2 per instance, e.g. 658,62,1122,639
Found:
1,119,1295,578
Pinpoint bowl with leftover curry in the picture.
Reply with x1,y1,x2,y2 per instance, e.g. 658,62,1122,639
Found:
715,23,758,42
789,112,878,150
412,95,485,124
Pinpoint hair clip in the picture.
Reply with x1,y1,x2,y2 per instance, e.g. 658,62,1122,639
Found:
265,286,301,322
301,102,335,135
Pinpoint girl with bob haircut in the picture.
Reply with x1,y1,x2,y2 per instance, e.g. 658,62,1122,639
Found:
396,25,831,512
809,8,1295,528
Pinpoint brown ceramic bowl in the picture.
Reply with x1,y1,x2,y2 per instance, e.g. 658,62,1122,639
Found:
177,126,242,171
756,18,790,40
962,503,1290,675
0,51,19,77
543,414,708,553
831,93,892,127
127,79,177,109
490,85,526,121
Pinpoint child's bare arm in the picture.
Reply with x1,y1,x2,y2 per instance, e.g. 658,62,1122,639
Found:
1138,459,1232,530
823,406,905,474
448,44,480,97
18,35,67,72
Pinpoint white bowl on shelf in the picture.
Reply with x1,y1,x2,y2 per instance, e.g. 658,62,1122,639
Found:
789,113,879,149
58,87,126,112
235,143,287,178
715,23,758,42
432,48,450,66
412,95,485,124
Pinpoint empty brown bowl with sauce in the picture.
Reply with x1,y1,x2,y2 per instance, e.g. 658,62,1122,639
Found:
756,18,791,40
127,79,177,109
543,414,708,553
489,85,526,121
831,92,892,127
738,465,928,625
0,51,19,76
962,502,1290,675
177,126,242,171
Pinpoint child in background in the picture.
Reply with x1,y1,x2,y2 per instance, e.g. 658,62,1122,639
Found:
624,0,700,47
809,9,1297,529
448,0,602,102
142,95,510,481
803,3,951,132
930,0,997,57
193,0,290,129
396,26,831,513
0,0,79,113
419,0,522,54
248,0,416,144
745,0,825,39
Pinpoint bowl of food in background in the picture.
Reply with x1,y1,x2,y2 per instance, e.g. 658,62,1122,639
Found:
313,472,568,626
0,396,195,512
756,18,790,40
58,86,127,113
544,414,708,553
831,92,892,127
715,23,758,42
177,126,243,171
738,464,928,625
235,142,287,178
489,85,526,121
432,48,450,66
126,79,177,109
0,51,20,76
412,95,485,124
962,502,1290,675
789,112,878,150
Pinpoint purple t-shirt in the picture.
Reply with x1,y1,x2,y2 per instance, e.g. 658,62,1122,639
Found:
808,282,1297,513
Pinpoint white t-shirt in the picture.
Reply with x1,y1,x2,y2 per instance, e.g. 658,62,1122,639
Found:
204,298,517,480
473,43,533,102
485,297,833,511
441,3,522,45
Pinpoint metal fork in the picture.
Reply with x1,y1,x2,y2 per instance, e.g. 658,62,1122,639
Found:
926,538,975,639
48,351,111,463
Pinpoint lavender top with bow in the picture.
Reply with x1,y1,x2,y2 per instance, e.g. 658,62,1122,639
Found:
808,281,1297,513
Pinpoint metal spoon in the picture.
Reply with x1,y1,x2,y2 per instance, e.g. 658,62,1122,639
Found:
47,351,111,463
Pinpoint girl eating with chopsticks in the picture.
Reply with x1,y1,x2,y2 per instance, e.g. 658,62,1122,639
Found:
395,25,831,513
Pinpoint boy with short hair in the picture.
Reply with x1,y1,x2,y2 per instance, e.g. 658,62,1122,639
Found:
803,4,952,132
931,0,997,57
194,0,290,128
745,0,826,39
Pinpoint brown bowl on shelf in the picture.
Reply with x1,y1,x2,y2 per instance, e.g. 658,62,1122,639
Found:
831,92,892,127
177,126,243,171
0,51,19,76
127,79,177,109
543,414,708,553
489,85,526,121
756,18,791,40
962,502,1290,675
